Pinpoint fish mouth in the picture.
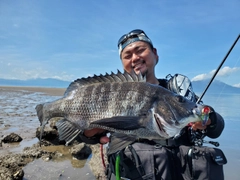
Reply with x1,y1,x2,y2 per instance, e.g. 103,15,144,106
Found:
153,113,169,138
154,113,165,133
192,104,203,116
152,103,202,139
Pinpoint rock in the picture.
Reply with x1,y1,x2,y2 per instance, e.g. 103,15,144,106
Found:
0,145,56,180
70,143,92,159
13,169,24,180
36,126,58,140
35,125,63,145
0,167,13,180
2,133,23,143
49,117,62,130
89,144,108,180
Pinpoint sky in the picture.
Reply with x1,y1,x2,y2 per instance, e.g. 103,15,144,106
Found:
0,0,240,87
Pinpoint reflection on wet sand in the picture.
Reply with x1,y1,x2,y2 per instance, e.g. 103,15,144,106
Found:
23,158,95,180
42,145,88,168
1,138,39,154
22,145,95,180
0,86,98,179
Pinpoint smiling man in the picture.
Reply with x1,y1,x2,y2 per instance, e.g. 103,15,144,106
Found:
82,29,225,180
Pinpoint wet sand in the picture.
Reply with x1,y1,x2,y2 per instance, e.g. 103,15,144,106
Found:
0,86,66,96
0,86,64,153
0,86,102,180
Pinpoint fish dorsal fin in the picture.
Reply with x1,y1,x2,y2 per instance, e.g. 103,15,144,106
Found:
64,70,145,96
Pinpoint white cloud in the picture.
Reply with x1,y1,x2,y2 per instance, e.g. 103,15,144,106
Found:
0,64,74,81
191,71,214,81
233,83,240,88
8,67,48,79
217,66,240,76
192,66,240,81
51,73,75,81
14,68,75,81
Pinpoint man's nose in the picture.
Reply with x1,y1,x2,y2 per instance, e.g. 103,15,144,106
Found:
131,53,140,63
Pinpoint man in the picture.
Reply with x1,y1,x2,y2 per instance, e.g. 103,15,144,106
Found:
81,29,225,179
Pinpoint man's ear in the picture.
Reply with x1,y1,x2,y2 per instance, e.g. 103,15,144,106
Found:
153,48,159,64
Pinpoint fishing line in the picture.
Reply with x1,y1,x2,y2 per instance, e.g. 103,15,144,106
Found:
197,34,240,103
214,53,240,104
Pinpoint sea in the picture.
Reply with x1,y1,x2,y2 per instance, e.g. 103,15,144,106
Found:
0,88,239,179
198,93,240,180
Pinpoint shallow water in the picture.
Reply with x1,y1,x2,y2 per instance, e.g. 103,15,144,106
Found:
23,158,95,180
0,88,97,179
1,88,240,179
0,88,59,151
199,93,240,180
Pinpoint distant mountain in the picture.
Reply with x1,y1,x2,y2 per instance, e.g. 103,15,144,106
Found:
192,79,240,94
0,78,71,88
0,78,240,94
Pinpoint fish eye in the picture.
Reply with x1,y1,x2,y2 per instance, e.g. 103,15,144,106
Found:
177,95,186,103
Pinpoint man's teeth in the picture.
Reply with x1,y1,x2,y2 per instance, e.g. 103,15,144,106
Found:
134,64,142,69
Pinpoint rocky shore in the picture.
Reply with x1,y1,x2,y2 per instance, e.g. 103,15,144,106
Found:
0,86,107,180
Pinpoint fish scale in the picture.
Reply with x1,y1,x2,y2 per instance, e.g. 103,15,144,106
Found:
36,70,204,151
66,82,153,120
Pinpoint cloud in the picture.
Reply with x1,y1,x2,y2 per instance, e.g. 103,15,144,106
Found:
51,73,75,81
12,68,75,81
0,63,75,81
233,83,240,88
192,66,240,81
191,71,214,81
217,66,240,76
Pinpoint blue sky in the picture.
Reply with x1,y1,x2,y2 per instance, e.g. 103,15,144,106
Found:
0,0,240,87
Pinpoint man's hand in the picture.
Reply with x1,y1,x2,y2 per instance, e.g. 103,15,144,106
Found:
84,119,212,143
191,119,211,131
84,128,110,144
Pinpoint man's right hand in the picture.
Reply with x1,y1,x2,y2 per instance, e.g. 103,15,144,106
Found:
84,128,110,144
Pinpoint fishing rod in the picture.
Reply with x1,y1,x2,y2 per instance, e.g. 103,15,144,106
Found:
196,34,240,104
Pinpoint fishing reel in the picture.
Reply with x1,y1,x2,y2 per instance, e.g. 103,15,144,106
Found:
188,105,219,147
189,128,219,147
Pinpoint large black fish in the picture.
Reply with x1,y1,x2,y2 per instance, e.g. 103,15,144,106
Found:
36,70,204,150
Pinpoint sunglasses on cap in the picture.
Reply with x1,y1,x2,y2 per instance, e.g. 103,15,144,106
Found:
118,29,153,46
117,29,153,55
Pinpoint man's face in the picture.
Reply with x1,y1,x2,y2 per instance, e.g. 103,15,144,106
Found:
120,41,158,77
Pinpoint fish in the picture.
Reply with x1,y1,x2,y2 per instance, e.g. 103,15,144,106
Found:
35,70,204,152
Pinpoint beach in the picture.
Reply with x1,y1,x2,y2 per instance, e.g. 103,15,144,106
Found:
0,86,102,180
0,86,66,96
0,86,65,153
0,86,239,180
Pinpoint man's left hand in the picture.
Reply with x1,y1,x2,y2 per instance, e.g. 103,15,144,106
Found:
191,119,211,130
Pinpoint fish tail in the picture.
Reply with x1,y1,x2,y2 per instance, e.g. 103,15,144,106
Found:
35,104,44,125
39,122,47,146
35,103,47,146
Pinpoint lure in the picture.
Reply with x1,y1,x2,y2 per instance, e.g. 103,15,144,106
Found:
201,106,211,126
